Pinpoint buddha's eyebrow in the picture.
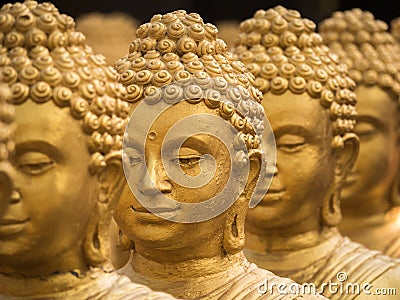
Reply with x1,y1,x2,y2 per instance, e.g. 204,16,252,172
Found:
357,115,386,130
15,140,62,160
162,135,211,153
273,125,313,139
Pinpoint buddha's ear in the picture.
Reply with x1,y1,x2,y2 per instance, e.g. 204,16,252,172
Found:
223,149,262,254
334,133,359,184
97,151,126,208
84,151,125,268
322,133,359,227
390,126,400,206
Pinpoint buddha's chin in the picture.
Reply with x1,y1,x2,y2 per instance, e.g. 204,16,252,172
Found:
130,221,183,246
246,203,297,230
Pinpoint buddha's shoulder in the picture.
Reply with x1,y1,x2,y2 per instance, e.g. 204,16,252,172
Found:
84,271,177,300
384,233,400,258
314,236,400,288
220,263,328,299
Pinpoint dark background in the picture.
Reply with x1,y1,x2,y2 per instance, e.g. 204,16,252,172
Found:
1,0,399,27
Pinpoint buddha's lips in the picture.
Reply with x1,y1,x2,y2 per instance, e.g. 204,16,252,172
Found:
0,217,30,225
267,187,284,193
256,190,286,206
130,205,179,214
0,217,30,236
344,172,358,186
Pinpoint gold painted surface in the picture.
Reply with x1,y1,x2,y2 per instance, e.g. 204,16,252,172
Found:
0,84,15,216
114,9,325,300
234,6,400,299
0,1,176,299
320,9,400,258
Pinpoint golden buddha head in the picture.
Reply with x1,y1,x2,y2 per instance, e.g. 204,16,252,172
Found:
233,6,359,234
320,9,400,214
0,1,129,276
0,83,15,214
113,10,266,258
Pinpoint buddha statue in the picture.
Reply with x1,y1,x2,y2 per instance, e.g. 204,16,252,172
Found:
113,10,325,299
0,1,176,299
215,20,240,50
233,6,400,299
319,9,400,258
390,16,400,44
76,12,138,66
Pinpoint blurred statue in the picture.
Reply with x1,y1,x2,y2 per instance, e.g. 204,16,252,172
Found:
320,8,400,258
76,11,138,66
0,1,176,299
391,16,400,43
113,9,325,300
234,6,400,299
215,20,240,50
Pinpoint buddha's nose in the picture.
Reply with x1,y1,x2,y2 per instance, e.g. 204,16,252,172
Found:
138,159,172,196
265,163,278,178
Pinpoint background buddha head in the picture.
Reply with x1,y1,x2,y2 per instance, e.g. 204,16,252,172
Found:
233,6,358,234
320,9,400,215
75,11,138,65
113,10,266,259
0,1,129,276
391,17,400,44
0,83,15,214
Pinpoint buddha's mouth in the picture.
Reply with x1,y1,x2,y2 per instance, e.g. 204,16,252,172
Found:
344,172,358,187
130,205,179,214
0,217,30,237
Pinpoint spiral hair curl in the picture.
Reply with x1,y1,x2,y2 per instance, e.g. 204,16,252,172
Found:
0,83,15,162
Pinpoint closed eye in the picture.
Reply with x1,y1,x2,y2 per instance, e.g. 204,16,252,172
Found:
19,161,55,175
277,142,306,153
172,156,203,167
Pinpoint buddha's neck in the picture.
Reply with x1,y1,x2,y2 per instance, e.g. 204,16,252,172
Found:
244,227,341,274
130,250,249,298
246,225,334,252
0,245,88,277
339,206,400,249
0,267,103,297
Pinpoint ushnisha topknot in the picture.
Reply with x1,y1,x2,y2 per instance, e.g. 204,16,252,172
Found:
114,10,266,149
232,5,357,140
0,0,130,174
319,8,400,101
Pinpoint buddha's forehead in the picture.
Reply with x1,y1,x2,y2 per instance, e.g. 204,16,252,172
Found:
14,100,82,146
355,85,399,120
264,91,330,135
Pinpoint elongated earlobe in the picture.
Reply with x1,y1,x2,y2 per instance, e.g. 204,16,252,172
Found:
223,149,262,254
322,133,359,226
84,152,125,268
